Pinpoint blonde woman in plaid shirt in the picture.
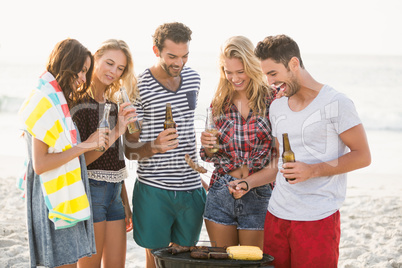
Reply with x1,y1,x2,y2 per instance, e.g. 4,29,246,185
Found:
200,36,278,250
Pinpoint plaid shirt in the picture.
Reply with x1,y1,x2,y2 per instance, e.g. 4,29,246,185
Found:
200,96,276,187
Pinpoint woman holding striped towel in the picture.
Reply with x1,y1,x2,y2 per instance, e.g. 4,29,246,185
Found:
19,39,108,268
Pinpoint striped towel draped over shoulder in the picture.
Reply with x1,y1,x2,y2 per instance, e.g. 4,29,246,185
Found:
18,71,90,229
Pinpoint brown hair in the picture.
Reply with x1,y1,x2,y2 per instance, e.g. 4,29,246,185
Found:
254,34,304,69
46,38,93,107
153,22,192,52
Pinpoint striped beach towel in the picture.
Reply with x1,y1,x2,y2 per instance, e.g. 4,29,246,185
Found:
18,71,90,229
16,158,28,199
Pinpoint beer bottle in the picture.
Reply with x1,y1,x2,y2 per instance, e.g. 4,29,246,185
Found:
282,133,295,181
120,87,141,133
164,103,176,130
205,107,219,153
95,103,111,152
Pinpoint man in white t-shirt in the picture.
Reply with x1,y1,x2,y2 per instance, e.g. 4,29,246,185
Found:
254,35,371,267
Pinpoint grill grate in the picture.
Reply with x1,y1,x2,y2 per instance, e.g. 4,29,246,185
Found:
152,247,274,268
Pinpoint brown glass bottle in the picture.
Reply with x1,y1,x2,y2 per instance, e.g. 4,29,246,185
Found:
282,133,295,181
164,103,176,130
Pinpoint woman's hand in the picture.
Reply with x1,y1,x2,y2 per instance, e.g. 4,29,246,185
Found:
124,203,133,232
116,102,138,136
80,128,109,151
200,131,220,149
120,182,133,232
228,180,250,199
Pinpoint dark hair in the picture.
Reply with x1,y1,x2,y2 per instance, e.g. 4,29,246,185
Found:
254,34,304,69
152,22,192,52
46,38,93,107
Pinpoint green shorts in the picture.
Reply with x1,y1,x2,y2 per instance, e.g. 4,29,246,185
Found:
132,180,206,249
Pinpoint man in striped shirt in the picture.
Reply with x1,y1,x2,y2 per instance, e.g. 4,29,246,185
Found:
124,22,207,268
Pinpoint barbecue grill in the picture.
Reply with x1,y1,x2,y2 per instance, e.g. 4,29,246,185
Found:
152,247,274,268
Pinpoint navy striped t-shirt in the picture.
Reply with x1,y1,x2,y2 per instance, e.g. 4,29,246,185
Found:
134,66,202,191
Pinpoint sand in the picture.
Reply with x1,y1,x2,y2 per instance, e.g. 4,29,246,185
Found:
0,155,401,268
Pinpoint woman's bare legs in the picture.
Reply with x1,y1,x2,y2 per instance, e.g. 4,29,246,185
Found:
145,248,156,268
239,229,264,249
204,219,238,247
78,221,106,267
102,219,126,267
78,219,126,268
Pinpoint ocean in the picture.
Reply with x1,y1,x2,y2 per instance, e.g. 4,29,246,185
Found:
1,54,402,177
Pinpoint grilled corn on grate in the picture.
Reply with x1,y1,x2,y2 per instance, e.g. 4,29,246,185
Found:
226,246,263,260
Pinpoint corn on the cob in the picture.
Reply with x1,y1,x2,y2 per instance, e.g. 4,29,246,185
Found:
226,246,263,260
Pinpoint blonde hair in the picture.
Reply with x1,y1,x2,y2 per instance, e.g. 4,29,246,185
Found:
93,39,138,103
212,36,272,117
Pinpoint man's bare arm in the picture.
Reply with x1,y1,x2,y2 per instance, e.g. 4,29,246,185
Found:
282,124,371,183
124,128,179,160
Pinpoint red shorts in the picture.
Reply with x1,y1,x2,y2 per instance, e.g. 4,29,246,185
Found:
263,210,340,268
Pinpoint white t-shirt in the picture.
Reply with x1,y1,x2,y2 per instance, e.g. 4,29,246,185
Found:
268,85,361,221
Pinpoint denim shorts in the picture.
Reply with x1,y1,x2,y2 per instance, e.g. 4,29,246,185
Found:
204,174,271,230
89,179,125,223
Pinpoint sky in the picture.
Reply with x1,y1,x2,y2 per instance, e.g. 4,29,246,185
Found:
1,0,401,67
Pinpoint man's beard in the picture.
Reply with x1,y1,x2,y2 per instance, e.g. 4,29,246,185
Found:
161,61,182,77
285,72,300,97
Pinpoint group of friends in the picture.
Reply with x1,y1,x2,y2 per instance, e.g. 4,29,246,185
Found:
19,21,371,268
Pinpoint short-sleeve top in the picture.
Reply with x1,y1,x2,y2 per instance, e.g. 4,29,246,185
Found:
134,67,202,191
72,96,127,183
268,85,362,221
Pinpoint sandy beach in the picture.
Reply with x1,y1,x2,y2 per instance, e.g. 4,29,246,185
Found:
1,130,402,268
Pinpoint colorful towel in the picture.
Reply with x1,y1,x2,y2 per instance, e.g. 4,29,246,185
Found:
18,71,90,229
16,158,28,199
